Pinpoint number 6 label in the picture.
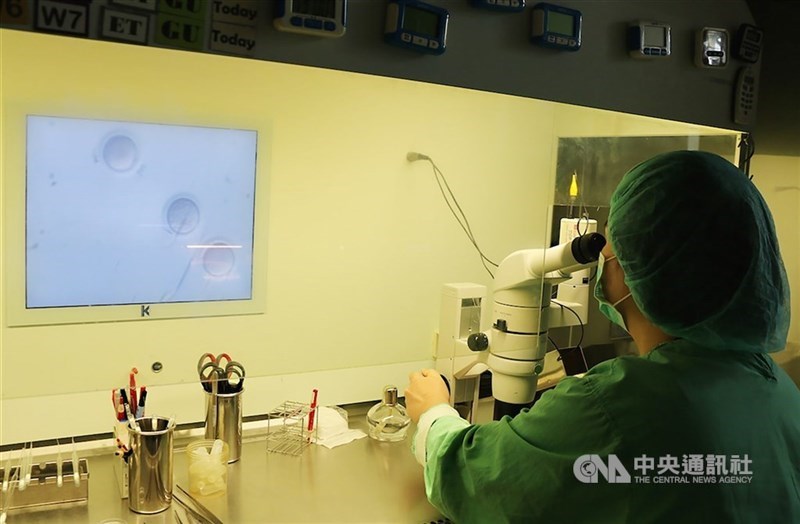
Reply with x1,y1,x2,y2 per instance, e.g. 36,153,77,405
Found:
1,0,33,27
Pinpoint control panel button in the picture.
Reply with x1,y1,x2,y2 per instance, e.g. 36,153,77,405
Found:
412,35,428,46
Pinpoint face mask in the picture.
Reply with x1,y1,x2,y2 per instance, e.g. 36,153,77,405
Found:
594,253,633,332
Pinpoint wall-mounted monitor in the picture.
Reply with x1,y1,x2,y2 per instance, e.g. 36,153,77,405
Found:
5,115,265,326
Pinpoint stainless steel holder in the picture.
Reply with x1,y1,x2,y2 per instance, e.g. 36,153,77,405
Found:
265,401,318,456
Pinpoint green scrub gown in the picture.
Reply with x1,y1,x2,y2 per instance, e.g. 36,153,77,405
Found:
421,340,800,523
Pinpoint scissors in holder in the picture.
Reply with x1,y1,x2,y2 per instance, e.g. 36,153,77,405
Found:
222,361,245,393
196,353,232,376
198,358,245,394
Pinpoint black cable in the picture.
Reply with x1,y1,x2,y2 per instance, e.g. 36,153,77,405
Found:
551,300,585,348
575,213,591,236
432,161,497,267
427,158,498,278
556,344,590,373
548,336,560,351
738,133,756,180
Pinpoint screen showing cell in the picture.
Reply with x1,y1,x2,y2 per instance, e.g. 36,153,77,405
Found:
25,116,258,308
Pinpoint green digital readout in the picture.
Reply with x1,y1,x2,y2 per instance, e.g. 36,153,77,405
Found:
403,6,439,37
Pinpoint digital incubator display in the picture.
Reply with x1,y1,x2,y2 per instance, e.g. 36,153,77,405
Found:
547,11,574,36
644,26,666,47
403,6,439,37
25,115,258,310
294,0,335,18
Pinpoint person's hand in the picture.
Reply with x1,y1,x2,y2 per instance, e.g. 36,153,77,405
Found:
405,369,450,424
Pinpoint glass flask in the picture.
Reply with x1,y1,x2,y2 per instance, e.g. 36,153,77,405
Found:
366,385,410,442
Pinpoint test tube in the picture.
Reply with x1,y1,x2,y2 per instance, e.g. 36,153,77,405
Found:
0,466,19,524
25,444,33,486
56,439,63,488
71,438,80,487
1,452,10,492
17,444,28,491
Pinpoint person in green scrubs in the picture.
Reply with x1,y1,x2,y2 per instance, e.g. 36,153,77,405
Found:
406,151,799,523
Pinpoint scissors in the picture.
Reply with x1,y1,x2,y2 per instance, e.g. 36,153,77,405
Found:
197,353,245,393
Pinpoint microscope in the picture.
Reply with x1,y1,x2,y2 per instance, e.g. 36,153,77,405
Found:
405,150,605,420
435,229,605,420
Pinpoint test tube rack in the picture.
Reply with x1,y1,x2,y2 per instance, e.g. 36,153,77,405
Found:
265,401,318,456
0,459,89,513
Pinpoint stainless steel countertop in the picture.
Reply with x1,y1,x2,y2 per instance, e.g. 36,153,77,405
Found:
9,409,446,524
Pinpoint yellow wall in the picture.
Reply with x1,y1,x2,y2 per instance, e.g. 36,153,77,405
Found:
751,154,800,344
1,30,556,400
1,31,743,441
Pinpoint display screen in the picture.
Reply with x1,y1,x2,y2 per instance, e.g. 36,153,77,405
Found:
403,6,439,37
707,30,726,50
293,0,335,18
643,26,666,47
25,116,258,309
547,11,574,36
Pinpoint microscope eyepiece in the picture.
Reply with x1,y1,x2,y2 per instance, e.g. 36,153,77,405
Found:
570,233,606,264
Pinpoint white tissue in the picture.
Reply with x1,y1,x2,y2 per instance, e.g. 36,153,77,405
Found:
315,430,367,449
311,406,367,449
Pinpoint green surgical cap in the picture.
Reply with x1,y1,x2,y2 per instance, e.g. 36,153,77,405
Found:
609,150,790,353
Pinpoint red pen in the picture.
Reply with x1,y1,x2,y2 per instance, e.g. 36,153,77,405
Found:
307,389,319,435
129,368,138,417
116,391,125,422
112,390,122,421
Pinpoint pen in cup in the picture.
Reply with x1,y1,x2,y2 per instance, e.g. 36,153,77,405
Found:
120,389,140,432
136,388,147,419
129,368,138,417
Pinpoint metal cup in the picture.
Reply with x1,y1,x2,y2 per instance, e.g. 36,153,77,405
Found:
127,416,174,514
204,389,243,463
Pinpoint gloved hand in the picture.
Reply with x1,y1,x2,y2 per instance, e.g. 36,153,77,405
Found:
405,369,450,424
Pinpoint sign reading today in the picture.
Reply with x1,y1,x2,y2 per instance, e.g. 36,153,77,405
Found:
210,21,256,57
211,0,259,27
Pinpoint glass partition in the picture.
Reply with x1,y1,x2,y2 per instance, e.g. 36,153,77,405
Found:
0,29,740,444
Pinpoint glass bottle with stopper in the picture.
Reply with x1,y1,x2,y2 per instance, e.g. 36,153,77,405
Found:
366,385,410,442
